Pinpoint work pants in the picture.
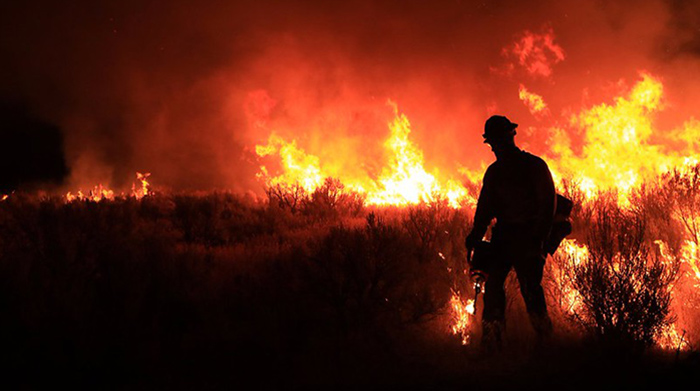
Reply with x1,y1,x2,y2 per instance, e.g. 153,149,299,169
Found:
481,228,552,345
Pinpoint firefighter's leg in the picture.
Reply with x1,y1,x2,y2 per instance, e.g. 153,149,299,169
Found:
514,254,553,341
481,261,510,349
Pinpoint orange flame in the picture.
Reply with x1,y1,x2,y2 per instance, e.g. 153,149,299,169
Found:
551,239,691,351
254,102,472,208
547,73,700,205
255,134,323,193
65,185,115,202
64,172,153,203
553,239,588,316
519,84,549,116
252,74,700,211
365,102,468,207
679,240,700,285
132,172,151,199
450,290,476,345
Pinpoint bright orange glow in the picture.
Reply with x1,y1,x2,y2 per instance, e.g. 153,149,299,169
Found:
65,185,115,202
255,134,324,193
550,239,691,351
249,72,700,349
553,239,588,316
253,73,700,211
450,290,476,345
36,68,700,351
547,73,700,206
132,172,151,199
656,324,687,351
519,84,549,115
679,240,700,285
656,240,694,350
64,172,153,203
366,102,468,207
254,102,473,208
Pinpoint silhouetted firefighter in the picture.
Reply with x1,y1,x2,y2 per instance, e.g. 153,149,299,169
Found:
465,115,572,349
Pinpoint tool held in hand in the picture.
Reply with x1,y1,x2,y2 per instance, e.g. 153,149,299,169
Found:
466,240,493,305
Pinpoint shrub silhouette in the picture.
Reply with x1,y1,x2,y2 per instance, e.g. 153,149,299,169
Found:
571,194,680,351
265,181,309,213
306,177,366,219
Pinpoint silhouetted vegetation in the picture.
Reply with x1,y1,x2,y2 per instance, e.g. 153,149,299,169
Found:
0,181,698,389
574,195,679,351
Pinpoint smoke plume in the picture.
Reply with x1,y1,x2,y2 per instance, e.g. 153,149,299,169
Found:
1,0,698,193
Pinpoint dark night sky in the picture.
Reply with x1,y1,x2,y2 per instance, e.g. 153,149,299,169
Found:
1,0,699,193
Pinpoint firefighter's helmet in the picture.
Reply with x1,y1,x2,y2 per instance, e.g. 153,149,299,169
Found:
483,115,518,144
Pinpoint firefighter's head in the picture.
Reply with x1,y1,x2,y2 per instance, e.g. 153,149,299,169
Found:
483,115,517,149
483,115,518,158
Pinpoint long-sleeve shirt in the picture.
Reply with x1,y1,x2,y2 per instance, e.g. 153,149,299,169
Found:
471,148,556,243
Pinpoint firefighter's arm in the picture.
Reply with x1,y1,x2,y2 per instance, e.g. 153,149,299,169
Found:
466,168,495,249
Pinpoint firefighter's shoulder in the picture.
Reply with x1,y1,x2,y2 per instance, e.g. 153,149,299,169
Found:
522,151,550,170
483,160,501,178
